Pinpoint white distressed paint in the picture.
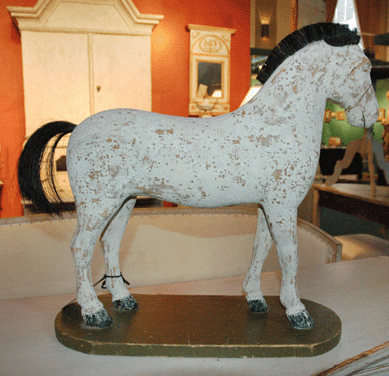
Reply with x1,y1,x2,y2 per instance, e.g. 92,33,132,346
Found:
66,40,378,327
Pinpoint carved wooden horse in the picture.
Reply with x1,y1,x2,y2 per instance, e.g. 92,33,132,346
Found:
18,23,378,330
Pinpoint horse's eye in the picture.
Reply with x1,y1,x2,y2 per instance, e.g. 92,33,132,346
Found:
363,64,371,73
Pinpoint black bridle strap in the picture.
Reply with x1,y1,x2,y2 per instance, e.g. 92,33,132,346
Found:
344,84,372,112
98,273,130,289
64,273,130,308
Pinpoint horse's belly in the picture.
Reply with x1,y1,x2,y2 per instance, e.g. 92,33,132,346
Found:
135,173,252,207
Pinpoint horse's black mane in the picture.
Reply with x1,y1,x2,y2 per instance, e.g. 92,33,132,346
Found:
257,22,360,84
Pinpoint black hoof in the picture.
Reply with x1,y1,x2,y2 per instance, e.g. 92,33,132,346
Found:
113,295,138,311
248,299,268,313
83,308,113,328
287,310,314,330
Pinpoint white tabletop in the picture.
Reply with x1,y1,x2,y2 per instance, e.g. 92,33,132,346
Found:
1,257,388,376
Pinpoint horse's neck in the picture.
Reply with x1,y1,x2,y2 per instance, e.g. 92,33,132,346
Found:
262,44,330,104
243,42,332,143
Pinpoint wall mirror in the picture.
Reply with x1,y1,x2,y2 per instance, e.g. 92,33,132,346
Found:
188,24,235,116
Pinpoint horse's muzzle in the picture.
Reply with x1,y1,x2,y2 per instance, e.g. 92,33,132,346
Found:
345,85,379,128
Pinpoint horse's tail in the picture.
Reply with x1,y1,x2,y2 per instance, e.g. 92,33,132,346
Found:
18,121,77,216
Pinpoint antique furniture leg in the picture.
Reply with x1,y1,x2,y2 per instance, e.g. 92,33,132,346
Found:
312,188,321,228
325,138,362,186
366,131,376,196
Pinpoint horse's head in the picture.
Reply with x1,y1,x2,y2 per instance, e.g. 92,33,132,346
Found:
328,45,378,128
256,23,379,128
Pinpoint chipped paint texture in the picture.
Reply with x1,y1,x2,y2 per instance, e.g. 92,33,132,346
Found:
66,41,378,327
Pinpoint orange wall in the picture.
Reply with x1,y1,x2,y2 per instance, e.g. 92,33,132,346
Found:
134,0,251,116
0,0,37,218
0,0,250,217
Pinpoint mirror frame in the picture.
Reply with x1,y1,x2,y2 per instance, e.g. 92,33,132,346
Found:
188,24,236,117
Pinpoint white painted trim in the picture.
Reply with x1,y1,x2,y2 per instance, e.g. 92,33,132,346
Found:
7,0,163,36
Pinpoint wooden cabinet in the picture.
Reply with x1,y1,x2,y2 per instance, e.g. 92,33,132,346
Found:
8,0,163,137
8,0,163,204
21,31,91,134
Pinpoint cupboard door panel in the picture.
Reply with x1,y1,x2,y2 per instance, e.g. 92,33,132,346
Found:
22,32,91,136
92,34,152,114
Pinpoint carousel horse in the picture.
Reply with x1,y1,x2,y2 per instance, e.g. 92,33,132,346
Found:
18,23,378,330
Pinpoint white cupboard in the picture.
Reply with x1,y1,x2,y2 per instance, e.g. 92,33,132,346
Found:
8,0,163,202
8,0,163,136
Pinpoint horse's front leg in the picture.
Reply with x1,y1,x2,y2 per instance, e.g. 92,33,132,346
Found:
244,206,273,313
100,197,138,311
264,205,314,329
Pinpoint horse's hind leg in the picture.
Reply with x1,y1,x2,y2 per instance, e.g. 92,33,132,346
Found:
71,210,114,328
264,205,314,330
99,197,138,311
243,206,273,313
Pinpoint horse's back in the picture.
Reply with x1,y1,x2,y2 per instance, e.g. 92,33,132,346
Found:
65,108,263,206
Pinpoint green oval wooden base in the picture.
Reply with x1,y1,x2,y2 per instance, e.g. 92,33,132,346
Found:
55,294,341,357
